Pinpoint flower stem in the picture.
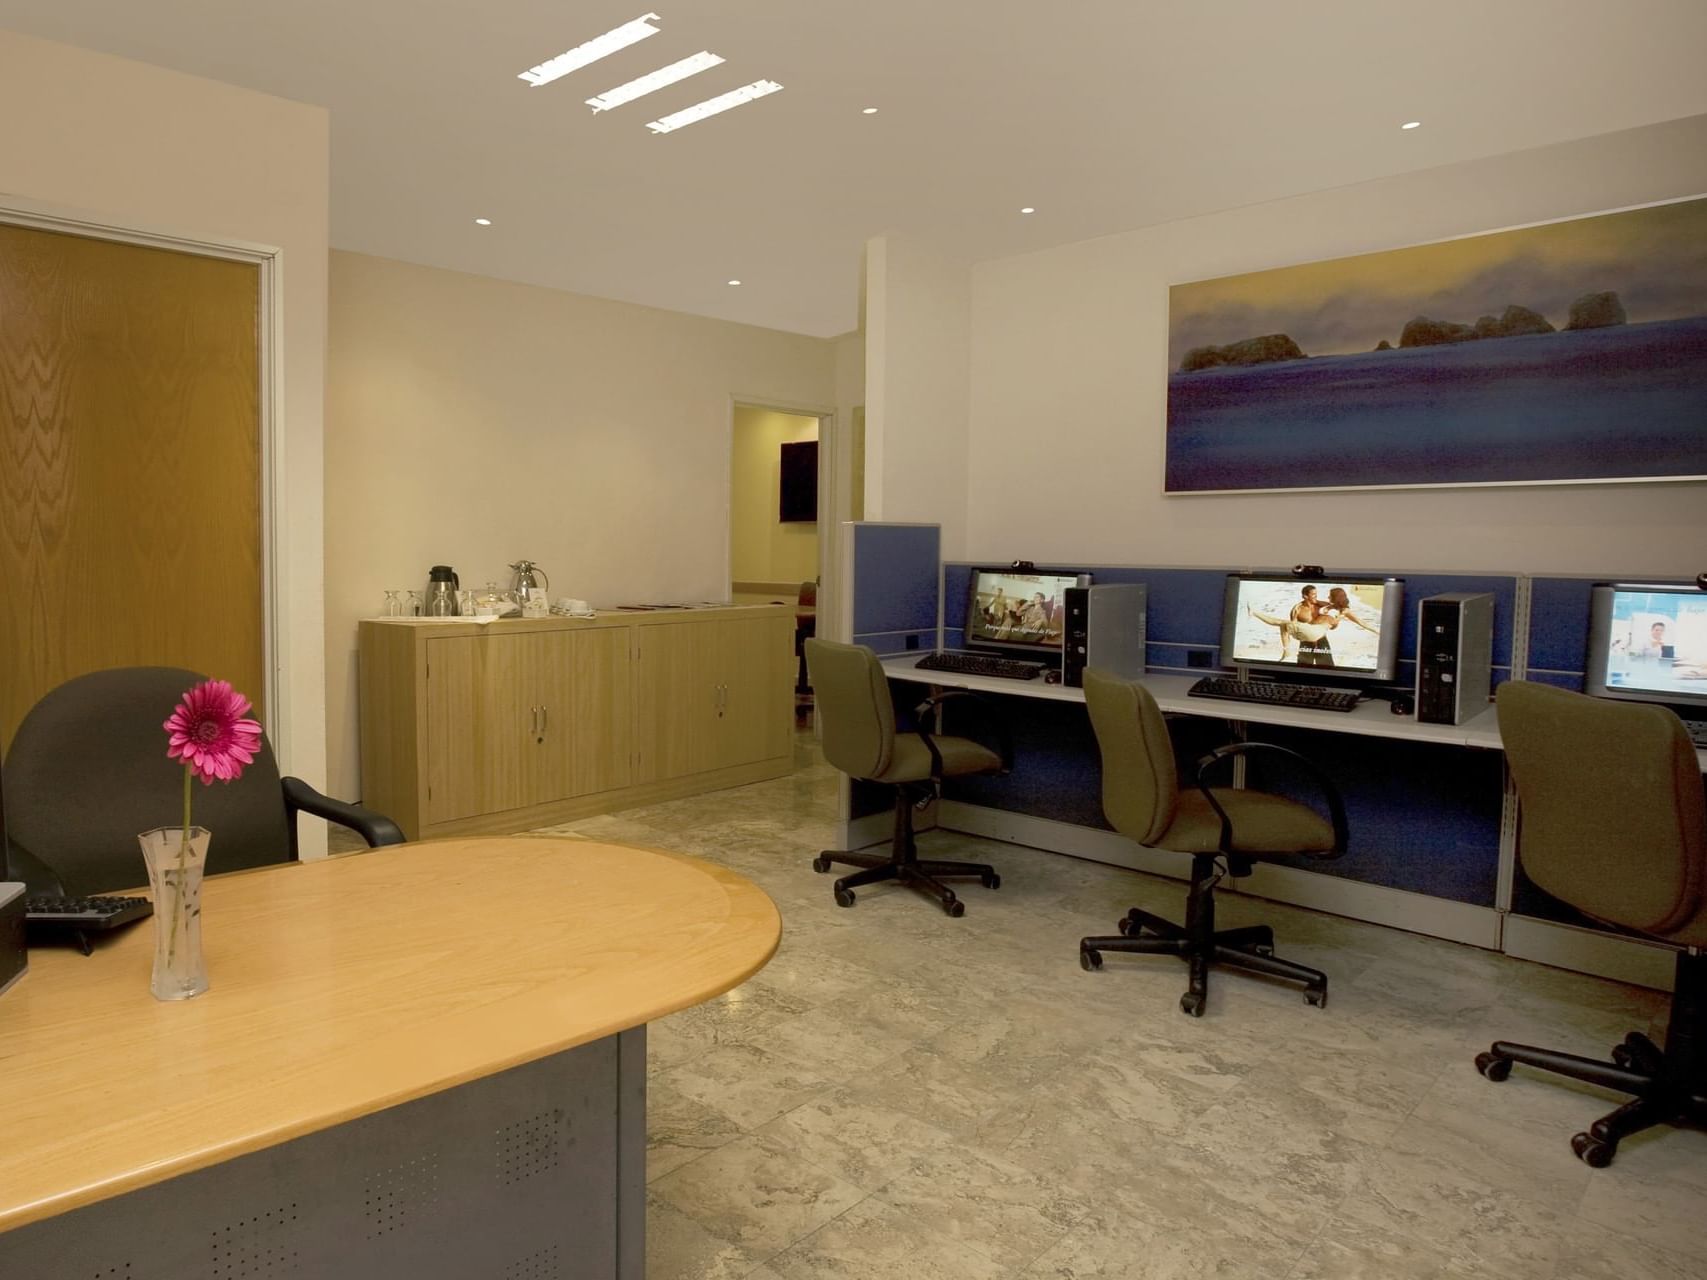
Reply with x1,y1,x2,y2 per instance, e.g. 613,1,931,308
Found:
168,766,192,967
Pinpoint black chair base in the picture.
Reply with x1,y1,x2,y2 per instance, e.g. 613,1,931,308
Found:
1475,950,1707,1167
813,789,999,918
1079,855,1327,1017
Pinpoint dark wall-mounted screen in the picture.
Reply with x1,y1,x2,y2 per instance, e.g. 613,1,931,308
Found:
779,440,818,523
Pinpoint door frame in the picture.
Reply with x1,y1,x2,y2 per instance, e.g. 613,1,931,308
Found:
726,394,838,635
0,197,287,756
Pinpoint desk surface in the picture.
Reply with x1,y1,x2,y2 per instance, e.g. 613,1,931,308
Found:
0,837,779,1232
883,654,1506,749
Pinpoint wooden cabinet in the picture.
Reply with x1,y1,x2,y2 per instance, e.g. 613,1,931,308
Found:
360,608,792,840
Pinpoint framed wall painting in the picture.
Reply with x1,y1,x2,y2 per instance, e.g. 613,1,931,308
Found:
1164,196,1707,494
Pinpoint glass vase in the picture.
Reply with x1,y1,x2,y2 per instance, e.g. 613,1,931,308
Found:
137,826,212,1001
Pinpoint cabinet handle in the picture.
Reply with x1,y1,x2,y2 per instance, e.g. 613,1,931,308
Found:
530,705,539,735
540,705,548,734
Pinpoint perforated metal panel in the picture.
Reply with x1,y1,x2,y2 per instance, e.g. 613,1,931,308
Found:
0,1028,644,1280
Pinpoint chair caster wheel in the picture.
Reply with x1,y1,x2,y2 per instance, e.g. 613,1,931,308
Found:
1572,1132,1614,1168
812,856,832,873
833,886,856,908
1117,918,1137,936
1254,944,1274,957
1080,948,1102,971
1475,1051,1512,1082
1612,1045,1633,1069
981,872,1001,889
1179,991,1206,1017
945,898,965,918
1304,987,1327,1008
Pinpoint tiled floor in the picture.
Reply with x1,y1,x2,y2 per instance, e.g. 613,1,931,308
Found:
489,734,1702,1277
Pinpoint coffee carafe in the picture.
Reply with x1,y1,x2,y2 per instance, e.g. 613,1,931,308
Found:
425,565,460,616
508,560,550,606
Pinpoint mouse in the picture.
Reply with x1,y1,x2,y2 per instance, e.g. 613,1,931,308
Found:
1389,694,1414,716
1043,668,1063,684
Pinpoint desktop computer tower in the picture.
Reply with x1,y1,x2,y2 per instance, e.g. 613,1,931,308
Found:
1416,592,1493,725
1063,584,1147,687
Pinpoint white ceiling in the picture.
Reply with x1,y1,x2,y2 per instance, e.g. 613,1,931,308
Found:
4,1,1706,337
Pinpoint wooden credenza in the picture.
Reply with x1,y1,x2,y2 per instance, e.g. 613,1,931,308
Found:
360,607,794,840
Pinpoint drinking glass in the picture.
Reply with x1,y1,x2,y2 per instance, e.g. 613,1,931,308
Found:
383,589,402,617
406,590,423,617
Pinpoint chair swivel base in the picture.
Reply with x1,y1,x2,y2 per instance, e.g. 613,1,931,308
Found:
1473,952,1707,1167
1080,903,1327,1017
813,848,999,918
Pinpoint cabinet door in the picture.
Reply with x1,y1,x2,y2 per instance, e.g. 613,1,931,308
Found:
632,622,718,784
424,634,534,824
714,616,793,769
568,627,633,797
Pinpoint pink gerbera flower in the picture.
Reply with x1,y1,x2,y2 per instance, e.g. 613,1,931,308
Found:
164,679,263,785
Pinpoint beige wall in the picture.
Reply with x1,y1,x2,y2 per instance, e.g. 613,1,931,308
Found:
0,30,332,854
325,252,835,800
730,408,820,587
963,115,1707,576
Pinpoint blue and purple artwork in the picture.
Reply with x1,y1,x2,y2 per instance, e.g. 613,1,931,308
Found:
1165,196,1707,493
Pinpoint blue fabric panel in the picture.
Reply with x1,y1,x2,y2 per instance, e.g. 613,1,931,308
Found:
852,630,932,658
1526,576,1598,674
944,627,966,650
1527,669,1583,692
852,525,939,637
1394,573,1518,666
944,565,973,631
1245,727,1504,904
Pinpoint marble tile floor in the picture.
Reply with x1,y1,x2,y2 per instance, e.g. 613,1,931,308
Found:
364,735,1707,1278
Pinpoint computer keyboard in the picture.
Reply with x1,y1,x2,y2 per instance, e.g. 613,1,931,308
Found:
1683,719,1707,749
915,651,1045,681
1187,676,1362,713
25,894,153,931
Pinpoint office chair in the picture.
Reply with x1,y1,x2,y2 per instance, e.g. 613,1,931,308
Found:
2,667,404,896
1078,669,1347,1016
805,639,1010,917
1474,681,1707,1167
795,580,817,717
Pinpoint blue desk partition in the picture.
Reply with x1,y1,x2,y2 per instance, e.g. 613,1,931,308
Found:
850,523,940,656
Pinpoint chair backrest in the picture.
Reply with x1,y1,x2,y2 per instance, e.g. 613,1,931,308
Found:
1082,669,1180,846
804,639,894,781
797,581,817,608
1497,680,1705,938
2,667,292,895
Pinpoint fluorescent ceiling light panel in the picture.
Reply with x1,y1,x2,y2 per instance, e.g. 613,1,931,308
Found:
646,79,784,133
519,13,662,87
587,51,725,113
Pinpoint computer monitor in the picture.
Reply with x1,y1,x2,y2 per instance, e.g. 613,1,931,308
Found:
1583,583,1707,713
965,568,1091,659
1219,573,1404,682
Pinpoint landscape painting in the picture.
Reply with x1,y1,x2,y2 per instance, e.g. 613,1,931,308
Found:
1164,196,1707,493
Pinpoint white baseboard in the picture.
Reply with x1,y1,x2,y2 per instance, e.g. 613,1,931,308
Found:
1501,915,1676,992
938,801,1502,950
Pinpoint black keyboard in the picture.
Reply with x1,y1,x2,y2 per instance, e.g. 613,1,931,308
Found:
1684,719,1707,749
25,895,153,931
915,651,1045,681
1188,676,1362,713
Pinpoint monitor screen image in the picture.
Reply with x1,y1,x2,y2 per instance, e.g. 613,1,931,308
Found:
1220,574,1404,680
1584,584,1707,710
965,569,1088,653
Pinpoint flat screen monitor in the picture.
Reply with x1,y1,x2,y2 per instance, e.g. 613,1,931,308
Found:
1583,583,1707,712
965,568,1091,659
1219,573,1404,682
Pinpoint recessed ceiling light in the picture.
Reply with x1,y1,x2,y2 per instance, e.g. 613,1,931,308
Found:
518,12,662,87
1401,120,1422,130
474,218,492,226
1020,207,1036,214
646,80,784,134
587,51,725,113
862,107,878,115
727,279,742,286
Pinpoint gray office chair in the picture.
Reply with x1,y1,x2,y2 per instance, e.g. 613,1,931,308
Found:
805,639,1009,917
1079,669,1347,1015
2,667,403,896
1474,680,1707,1167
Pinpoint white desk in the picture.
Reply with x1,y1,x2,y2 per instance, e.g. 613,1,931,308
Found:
881,655,1506,750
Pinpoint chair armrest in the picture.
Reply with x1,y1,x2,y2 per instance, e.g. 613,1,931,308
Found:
912,690,1015,776
282,776,407,854
1191,742,1348,859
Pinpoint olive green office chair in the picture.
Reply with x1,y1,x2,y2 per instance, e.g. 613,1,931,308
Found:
1474,681,1707,1167
805,639,1010,917
1078,669,1347,1016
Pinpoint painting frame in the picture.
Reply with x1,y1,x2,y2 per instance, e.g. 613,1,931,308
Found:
1162,194,1707,496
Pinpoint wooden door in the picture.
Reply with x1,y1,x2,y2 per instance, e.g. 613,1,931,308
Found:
567,628,632,797
424,634,534,824
632,623,717,784
715,616,792,768
0,224,262,750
